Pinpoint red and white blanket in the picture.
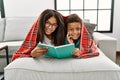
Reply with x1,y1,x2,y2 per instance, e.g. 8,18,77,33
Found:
12,18,99,61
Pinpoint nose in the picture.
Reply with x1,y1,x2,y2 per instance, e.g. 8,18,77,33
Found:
48,25,53,28
73,30,77,34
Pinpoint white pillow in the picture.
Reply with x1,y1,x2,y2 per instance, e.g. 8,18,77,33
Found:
4,17,37,41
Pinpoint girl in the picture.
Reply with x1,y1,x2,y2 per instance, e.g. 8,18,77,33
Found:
12,9,65,61
65,14,99,58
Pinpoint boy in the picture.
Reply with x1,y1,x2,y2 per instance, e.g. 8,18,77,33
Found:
65,14,99,58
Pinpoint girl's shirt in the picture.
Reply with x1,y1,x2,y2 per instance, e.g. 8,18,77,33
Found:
39,35,54,46
65,37,80,48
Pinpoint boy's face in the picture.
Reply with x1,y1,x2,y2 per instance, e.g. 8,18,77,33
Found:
67,22,82,40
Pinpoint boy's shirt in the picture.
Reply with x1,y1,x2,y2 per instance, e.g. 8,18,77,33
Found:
65,37,80,48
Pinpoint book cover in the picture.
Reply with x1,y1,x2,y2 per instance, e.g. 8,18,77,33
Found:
38,43,75,58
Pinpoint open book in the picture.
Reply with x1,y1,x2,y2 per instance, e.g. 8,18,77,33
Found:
38,43,75,58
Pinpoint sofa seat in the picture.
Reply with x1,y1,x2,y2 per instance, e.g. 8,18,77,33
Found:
4,49,120,80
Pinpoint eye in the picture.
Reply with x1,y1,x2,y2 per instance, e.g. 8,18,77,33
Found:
76,27,81,30
69,29,73,31
52,24,58,27
46,21,50,26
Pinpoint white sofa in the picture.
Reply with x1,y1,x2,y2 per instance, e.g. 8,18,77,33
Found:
0,17,117,72
0,17,37,72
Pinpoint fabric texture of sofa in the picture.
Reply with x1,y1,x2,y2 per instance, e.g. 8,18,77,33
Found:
0,17,117,72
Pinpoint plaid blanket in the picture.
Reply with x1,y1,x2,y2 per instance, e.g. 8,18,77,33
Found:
75,22,99,58
12,19,99,61
12,20,39,61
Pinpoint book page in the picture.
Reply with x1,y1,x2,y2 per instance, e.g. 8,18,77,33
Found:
56,44,75,58
38,43,75,58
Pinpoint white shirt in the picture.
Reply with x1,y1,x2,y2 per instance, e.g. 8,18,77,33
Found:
39,35,54,46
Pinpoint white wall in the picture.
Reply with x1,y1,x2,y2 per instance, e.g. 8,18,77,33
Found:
4,0,54,17
3,0,120,51
104,0,120,51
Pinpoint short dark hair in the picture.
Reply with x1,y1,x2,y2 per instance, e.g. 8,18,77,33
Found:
38,9,65,46
65,14,82,25
65,14,82,34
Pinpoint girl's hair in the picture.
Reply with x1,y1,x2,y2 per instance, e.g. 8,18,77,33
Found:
38,9,65,46
65,14,82,34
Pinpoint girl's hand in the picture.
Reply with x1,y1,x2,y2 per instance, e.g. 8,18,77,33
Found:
31,46,48,58
67,32,73,44
72,48,80,57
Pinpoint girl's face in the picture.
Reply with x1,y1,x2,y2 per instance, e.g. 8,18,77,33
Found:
67,22,82,40
45,17,58,37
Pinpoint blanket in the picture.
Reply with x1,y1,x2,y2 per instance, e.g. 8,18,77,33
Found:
12,19,99,61
12,20,39,61
75,22,99,58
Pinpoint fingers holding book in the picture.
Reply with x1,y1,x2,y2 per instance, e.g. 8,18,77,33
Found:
31,46,48,58
72,48,80,57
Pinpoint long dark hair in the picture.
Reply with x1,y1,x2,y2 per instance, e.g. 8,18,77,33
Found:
38,9,65,46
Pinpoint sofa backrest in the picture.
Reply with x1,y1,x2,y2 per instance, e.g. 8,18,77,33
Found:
3,17,37,42
0,17,96,42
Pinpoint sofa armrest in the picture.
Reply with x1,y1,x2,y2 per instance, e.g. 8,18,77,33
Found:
93,32,117,62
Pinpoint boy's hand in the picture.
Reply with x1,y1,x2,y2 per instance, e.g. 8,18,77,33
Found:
67,32,73,44
72,48,80,57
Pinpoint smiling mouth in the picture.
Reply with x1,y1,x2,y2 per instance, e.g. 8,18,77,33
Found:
72,35,79,38
46,29,53,34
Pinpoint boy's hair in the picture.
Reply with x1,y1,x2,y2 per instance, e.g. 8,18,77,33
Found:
65,14,82,25
65,14,82,34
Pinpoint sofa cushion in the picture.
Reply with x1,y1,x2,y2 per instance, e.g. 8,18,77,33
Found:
84,22,97,39
4,17,37,41
0,18,5,42
84,22,97,35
